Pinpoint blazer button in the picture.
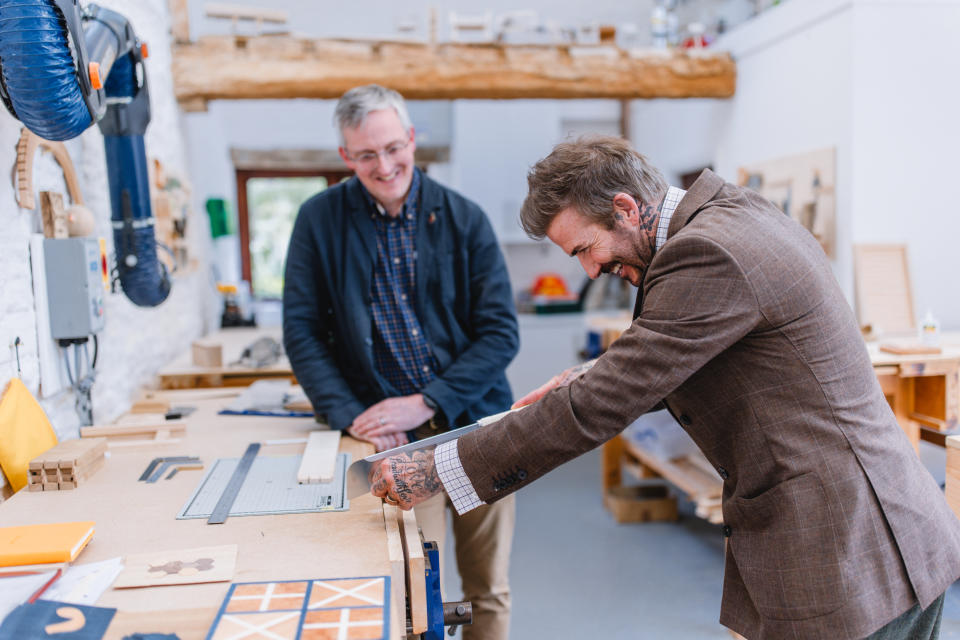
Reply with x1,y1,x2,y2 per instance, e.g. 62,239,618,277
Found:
718,467,729,480
679,414,692,425
517,469,527,480
722,525,732,538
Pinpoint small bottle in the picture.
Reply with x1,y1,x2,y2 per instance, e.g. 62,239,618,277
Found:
650,2,668,49
920,309,940,347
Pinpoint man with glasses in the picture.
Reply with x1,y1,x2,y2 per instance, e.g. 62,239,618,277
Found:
283,85,519,640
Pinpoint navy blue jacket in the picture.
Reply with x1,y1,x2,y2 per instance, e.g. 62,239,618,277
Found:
282,174,519,432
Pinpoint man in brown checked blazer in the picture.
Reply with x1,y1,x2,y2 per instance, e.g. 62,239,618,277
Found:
370,136,960,639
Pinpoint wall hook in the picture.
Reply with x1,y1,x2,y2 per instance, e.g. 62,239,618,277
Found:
13,336,22,377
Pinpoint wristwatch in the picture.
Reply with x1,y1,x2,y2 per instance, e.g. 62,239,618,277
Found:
421,393,448,430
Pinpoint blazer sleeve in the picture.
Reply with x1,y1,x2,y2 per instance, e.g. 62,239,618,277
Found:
282,205,366,430
420,207,519,420
457,233,761,502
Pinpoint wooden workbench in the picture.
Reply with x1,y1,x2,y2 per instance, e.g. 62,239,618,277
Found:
156,327,295,389
0,389,408,639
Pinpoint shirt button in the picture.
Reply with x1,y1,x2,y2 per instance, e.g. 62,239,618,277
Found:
718,467,729,480
421,365,430,373
679,414,692,425
393,257,400,265
722,525,732,537
412,329,419,336
401,294,407,301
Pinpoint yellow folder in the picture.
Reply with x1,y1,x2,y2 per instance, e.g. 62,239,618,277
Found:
0,378,58,492
0,521,95,567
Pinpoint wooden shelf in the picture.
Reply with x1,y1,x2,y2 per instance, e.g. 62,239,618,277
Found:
172,36,736,110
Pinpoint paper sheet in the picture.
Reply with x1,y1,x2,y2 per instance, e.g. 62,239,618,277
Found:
0,570,56,621
43,557,123,605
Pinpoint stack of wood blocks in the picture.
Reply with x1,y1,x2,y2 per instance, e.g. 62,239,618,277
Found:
27,438,107,491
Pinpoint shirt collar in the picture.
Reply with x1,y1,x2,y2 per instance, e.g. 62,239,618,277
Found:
654,186,686,252
363,168,421,218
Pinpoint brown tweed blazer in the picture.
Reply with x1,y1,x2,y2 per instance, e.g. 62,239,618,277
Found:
457,170,960,639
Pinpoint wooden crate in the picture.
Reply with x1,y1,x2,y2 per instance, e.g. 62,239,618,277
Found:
603,484,678,524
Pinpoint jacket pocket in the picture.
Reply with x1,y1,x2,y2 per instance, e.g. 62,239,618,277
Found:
728,472,847,621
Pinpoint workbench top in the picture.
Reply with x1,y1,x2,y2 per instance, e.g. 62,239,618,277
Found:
0,388,402,639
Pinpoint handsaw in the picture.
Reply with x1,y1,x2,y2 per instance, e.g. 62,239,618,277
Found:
346,407,522,499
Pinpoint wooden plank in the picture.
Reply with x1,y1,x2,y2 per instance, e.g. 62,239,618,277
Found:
296,430,341,484
172,37,736,105
602,434,626,492
191,341,223,367
80,420,187,438
853,245,915,334
382,504,406,639
167,0,191,44
879,343,942,355
399,507,427,634
946,440,960,519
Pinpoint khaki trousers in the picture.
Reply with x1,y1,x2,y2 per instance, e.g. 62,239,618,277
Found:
414,493,516,640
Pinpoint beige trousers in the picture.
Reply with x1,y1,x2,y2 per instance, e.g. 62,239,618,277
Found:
414,492,516,640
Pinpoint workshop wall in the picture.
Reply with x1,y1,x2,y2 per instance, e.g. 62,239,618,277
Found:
0,0,216,493
710,0,960,329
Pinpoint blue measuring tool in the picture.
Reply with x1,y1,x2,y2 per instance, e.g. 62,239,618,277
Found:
208,443,260,524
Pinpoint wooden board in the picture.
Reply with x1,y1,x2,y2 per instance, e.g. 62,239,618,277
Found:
946,437,960,520
382,503,406,637
172,36,736,109
80,420,187,438
113,544,237,589
879,343,942,355
297,430,341,484
854,245,915,335
737,147,836,257
399,508,427,634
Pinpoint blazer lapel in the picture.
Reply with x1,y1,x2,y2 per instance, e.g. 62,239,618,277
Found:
667,169,725,240
415,174,441,323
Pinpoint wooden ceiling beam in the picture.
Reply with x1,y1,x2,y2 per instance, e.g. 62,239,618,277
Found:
172,36,735,109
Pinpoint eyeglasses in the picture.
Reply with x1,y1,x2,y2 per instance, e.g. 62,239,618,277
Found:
345,139,411,166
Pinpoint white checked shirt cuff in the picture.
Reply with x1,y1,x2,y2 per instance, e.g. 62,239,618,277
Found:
434,439,485,515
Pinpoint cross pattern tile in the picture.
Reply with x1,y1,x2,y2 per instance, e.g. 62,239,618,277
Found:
226,581,309,613
207,577,390,640
210,611,302,640
301,607,384,639
308,578,385,609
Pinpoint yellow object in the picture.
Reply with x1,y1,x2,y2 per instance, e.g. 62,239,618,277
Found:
0,521,95,567
0,378,58,492
217,283,238,295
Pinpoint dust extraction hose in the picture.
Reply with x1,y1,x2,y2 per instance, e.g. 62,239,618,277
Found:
0,0,170,306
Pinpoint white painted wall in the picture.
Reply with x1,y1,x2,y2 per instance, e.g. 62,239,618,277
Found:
710,0,960,328
0,0,215,494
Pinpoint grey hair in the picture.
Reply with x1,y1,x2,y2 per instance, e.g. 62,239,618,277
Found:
333,85,412,144
520,135,668,239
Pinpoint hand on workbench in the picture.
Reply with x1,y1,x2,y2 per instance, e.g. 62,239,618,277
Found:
511,358,598,408
346,427,409,453
349,395,434,439
369,447,443,510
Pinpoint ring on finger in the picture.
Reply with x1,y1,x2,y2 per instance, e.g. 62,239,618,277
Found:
384,495,399,506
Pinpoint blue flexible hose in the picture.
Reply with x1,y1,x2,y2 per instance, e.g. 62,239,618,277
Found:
0,0,91,140
104,53,170,307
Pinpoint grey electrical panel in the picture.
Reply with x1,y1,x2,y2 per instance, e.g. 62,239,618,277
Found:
44,238,106,340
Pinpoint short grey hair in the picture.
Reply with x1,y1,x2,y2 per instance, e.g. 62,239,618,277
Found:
333,85,412,144
520,135,668,239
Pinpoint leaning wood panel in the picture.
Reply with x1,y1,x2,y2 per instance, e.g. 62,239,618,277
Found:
172,36,736,106
946,437,960,520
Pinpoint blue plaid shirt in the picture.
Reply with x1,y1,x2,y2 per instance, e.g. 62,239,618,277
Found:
362,169,439,396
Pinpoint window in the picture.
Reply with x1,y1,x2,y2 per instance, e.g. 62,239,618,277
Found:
236,169,351,299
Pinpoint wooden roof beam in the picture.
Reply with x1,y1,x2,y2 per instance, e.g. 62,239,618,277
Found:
172,36,736,110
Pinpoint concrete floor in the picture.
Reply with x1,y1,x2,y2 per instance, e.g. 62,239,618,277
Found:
441,444,960,639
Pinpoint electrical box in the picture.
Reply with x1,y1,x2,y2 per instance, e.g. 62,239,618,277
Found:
44,238,107,340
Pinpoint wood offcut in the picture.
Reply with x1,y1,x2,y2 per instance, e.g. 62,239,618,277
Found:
172,36,736,110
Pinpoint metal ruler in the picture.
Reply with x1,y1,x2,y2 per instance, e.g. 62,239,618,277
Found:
208,442,260,524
